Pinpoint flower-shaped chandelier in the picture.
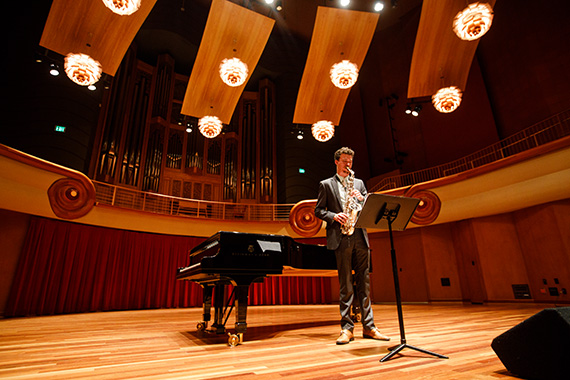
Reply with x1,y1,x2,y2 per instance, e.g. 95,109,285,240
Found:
311,120,335,142
101,0,141,16
330,60,359,89
219,58,249,87
432,86,463,113
198,116,223,138
64,53,102,86
452,2,494,41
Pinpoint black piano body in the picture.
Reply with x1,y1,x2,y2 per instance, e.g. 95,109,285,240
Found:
176,231,336,345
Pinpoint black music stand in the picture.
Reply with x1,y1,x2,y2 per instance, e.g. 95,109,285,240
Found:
355,193,448,362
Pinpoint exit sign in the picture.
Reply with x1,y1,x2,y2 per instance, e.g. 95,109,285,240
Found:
55,125,66,133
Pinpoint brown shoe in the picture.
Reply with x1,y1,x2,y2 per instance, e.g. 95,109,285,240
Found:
336,329,354,345
363,328,390,341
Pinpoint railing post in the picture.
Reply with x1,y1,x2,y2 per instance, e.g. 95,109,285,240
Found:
111,185,117,206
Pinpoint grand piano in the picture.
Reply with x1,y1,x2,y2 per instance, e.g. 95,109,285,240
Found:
176,231,337,346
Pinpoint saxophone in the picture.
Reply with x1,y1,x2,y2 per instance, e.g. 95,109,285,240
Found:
340,168,362,235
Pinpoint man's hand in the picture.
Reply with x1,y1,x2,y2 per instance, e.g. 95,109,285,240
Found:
334,212,349,224
350,189,364,202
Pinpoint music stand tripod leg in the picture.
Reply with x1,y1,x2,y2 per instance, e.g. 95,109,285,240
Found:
380,214,448,362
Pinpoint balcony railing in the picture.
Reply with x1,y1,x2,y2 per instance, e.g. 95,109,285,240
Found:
369,109,570,193
93,181,295,222
94,109,570,221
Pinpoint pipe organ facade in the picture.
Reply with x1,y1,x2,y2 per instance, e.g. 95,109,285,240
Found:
91,50,277,205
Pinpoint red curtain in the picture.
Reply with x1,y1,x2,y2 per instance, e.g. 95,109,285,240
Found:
5,217,332,317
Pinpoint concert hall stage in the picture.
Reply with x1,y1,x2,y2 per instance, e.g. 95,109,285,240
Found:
0,303,549,379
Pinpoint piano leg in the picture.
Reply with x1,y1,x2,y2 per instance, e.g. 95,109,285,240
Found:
228,284,250,347
235,286,250,332
211,284,227,334
198,285,213,332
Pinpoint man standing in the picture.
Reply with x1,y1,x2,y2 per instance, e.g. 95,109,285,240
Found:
315,147,390,345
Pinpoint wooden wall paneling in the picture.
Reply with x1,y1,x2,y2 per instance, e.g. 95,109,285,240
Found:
396,230,430,302
470,214,530,302
513,200,570,303
369,233,396,302
369,230,429,303
419,224,462,301
451,220,487,303
552,199,570,259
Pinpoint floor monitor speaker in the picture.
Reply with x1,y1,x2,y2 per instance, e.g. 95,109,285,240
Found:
491,307,570,379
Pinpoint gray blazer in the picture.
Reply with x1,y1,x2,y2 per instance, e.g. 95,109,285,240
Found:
314,175,369,250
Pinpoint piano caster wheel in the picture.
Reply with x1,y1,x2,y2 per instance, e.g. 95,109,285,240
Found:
227,333,242,347
196,322,207,332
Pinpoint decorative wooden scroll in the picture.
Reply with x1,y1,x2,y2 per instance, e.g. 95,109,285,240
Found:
404,188,441,225
289,199,322,237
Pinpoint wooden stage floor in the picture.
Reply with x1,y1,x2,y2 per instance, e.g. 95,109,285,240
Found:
0,303,549,379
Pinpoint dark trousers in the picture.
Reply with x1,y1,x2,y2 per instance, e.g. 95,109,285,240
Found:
335,229,375,332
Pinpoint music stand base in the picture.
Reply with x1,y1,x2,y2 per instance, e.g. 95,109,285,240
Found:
380,342,449,362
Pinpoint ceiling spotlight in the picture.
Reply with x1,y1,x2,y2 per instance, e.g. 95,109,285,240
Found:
64,53,103,86
276,1,282,11
374,2,384,12
101,0,141,16
411,105,421,117
453,2,494,41
198,116,223,138
296,129,304,140
330,60,359,89
264,0,275,4
432,86,463,113
340,0,351,7
49,63,60,76
88,84,97,91
219,58,249,87
405,105,412,115
311,120,335,142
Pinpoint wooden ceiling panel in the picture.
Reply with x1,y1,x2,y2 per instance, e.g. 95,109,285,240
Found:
181,0,275,124
293,7,379,126
407,0,496,99
39,0,157,76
